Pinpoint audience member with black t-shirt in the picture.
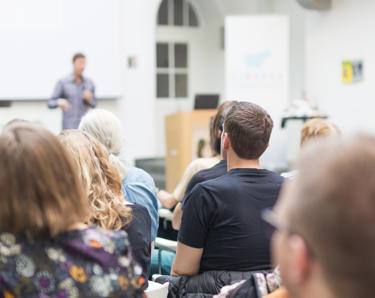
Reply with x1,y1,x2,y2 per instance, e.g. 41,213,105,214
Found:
171,101,236,230
171,102,284,276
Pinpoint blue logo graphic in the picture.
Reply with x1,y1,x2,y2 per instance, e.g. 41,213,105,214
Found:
246,50,271,68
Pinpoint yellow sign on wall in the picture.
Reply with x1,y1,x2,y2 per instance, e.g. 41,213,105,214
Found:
342,60,363,84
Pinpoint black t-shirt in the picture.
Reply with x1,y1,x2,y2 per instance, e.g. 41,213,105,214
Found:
125,204,151,282
182,160,228,205
178,168,284,273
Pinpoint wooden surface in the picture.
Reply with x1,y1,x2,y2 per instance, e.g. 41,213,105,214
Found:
165,110,216,192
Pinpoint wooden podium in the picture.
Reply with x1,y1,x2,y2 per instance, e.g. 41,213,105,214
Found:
165,110,217,192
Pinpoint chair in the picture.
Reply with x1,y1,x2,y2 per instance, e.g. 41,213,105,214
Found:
145,281,169,298
158,208,173,221
155,208,178,274
154,237,177,274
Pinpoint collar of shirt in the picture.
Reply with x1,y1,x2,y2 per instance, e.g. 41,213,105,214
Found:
68,74,86,83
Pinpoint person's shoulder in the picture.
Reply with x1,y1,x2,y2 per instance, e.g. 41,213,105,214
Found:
189,168,209,185
263,169,285,185
203,170,232,185
187,156,220,171
127,203,150,220
125,166,156,187
189,172,229,197
126,204,151,237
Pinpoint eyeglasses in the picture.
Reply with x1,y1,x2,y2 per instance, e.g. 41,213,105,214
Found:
261,209,315,258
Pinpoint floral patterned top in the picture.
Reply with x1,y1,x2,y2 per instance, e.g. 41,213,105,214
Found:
0,226,146,297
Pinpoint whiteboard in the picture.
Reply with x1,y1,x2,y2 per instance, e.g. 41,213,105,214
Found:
0,0,121,99
225,16,290,169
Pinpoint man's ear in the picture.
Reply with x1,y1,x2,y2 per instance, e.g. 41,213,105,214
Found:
287,235,312,285
223,132,230,150
217,130,222,139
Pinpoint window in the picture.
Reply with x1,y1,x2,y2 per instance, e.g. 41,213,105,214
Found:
156,0,198,99
156,42,188,99
157,0,199,27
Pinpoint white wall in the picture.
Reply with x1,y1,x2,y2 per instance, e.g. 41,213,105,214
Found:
118,0,160,162
304,0,375,133
216,0,273,15
271,0,306,101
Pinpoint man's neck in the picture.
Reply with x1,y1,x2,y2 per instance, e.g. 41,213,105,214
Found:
73,72,83,83
227,151,262,171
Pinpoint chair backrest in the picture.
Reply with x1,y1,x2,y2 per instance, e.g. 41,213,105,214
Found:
145,281,169,298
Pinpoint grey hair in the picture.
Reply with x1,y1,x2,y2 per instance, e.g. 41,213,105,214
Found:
79,109,127,179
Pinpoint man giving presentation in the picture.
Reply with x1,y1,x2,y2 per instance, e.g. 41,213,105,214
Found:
48,53,96,129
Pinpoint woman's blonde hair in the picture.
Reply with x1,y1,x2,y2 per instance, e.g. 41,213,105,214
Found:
79,109,127,179
300,118,340,147
0,124,89,238
58,130,132,230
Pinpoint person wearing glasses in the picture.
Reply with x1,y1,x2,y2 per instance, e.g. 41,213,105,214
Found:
172,102,284,278
268,135,375,298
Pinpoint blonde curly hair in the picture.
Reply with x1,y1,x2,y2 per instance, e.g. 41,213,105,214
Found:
58,130,132,230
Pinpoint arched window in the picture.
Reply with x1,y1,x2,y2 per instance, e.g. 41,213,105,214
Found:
157,0,199,27
156,0,199,99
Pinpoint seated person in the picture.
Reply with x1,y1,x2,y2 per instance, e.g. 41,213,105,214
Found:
0,123,144,296
172,101,236,230
59,130,151,284
172,102,284,276
282,118,340,178
157,103,233,210
79,109,159,241
150,102,235,275
271,135,375,298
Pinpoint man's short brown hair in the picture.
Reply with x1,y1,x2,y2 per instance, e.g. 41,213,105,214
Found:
288,135,375,298
224,101,273,159
72,52,85,62
0,124,89,238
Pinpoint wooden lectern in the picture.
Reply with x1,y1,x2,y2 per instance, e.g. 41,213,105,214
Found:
165,110,217,192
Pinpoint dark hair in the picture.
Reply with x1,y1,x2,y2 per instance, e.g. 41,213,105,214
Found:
72,52,86,63
224,101,273,159
210,101,236,154
0,124,88,238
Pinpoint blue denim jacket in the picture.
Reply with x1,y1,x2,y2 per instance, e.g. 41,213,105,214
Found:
122,167,159,241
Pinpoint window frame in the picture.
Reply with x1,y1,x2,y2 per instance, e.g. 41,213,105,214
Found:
156,42,189,100
157,0,199,28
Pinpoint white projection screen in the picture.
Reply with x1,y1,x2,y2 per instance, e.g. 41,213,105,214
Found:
0,0,121,100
